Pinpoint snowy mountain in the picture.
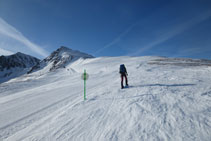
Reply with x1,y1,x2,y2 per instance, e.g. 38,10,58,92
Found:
0,52,40,83
28,46,94,73
0,56,211,140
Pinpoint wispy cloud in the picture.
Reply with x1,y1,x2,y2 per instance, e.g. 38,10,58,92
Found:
94,9,211,57
128,10,211,56
0,48,14,56
173,44,211,58
94,22,139,55
0,17,49,57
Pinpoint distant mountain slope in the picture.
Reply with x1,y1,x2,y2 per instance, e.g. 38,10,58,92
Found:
28,46,94,73
0,52,40,83
148,57,211,66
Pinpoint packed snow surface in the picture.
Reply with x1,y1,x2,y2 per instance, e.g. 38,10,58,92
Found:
0,56,211,141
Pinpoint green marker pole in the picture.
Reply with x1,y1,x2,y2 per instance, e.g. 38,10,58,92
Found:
84,69,86,100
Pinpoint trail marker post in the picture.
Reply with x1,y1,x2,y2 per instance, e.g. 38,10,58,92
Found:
81,69,89,100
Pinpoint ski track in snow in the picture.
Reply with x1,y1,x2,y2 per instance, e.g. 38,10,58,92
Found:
0,56,211,141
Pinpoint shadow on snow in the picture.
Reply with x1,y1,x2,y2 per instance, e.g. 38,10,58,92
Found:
130,83,195,88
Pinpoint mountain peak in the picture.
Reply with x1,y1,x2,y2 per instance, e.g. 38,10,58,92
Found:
44,46,94,63
54,46,94,58
15,52,25,55
57,46,70,51
28,46,94,73
12,52,36,59
0,52,40,83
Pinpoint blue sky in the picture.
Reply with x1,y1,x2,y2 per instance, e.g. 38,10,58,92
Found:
0,0,211,59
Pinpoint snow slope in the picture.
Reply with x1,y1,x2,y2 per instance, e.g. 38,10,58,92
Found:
0,56,211,141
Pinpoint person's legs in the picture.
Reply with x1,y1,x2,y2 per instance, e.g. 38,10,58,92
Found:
125,75,128,86
121,74,124,88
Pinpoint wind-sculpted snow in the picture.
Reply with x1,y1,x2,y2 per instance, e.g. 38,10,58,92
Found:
0,56,211,141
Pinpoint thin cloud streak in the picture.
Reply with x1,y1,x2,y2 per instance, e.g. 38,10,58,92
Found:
0,18,49,57
94,22,139,55
0,48,14,56
128,10,211,56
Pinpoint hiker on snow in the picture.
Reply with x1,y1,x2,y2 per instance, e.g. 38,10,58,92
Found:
119,64,128,89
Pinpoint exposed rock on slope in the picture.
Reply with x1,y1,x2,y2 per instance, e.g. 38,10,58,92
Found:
28,46,94,73
0,52,40,83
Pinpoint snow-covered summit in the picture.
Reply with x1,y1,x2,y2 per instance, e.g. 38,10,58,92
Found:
44,46,93,63
28,46,94,73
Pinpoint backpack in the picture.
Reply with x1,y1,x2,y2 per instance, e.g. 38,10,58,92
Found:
120,64,126,73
